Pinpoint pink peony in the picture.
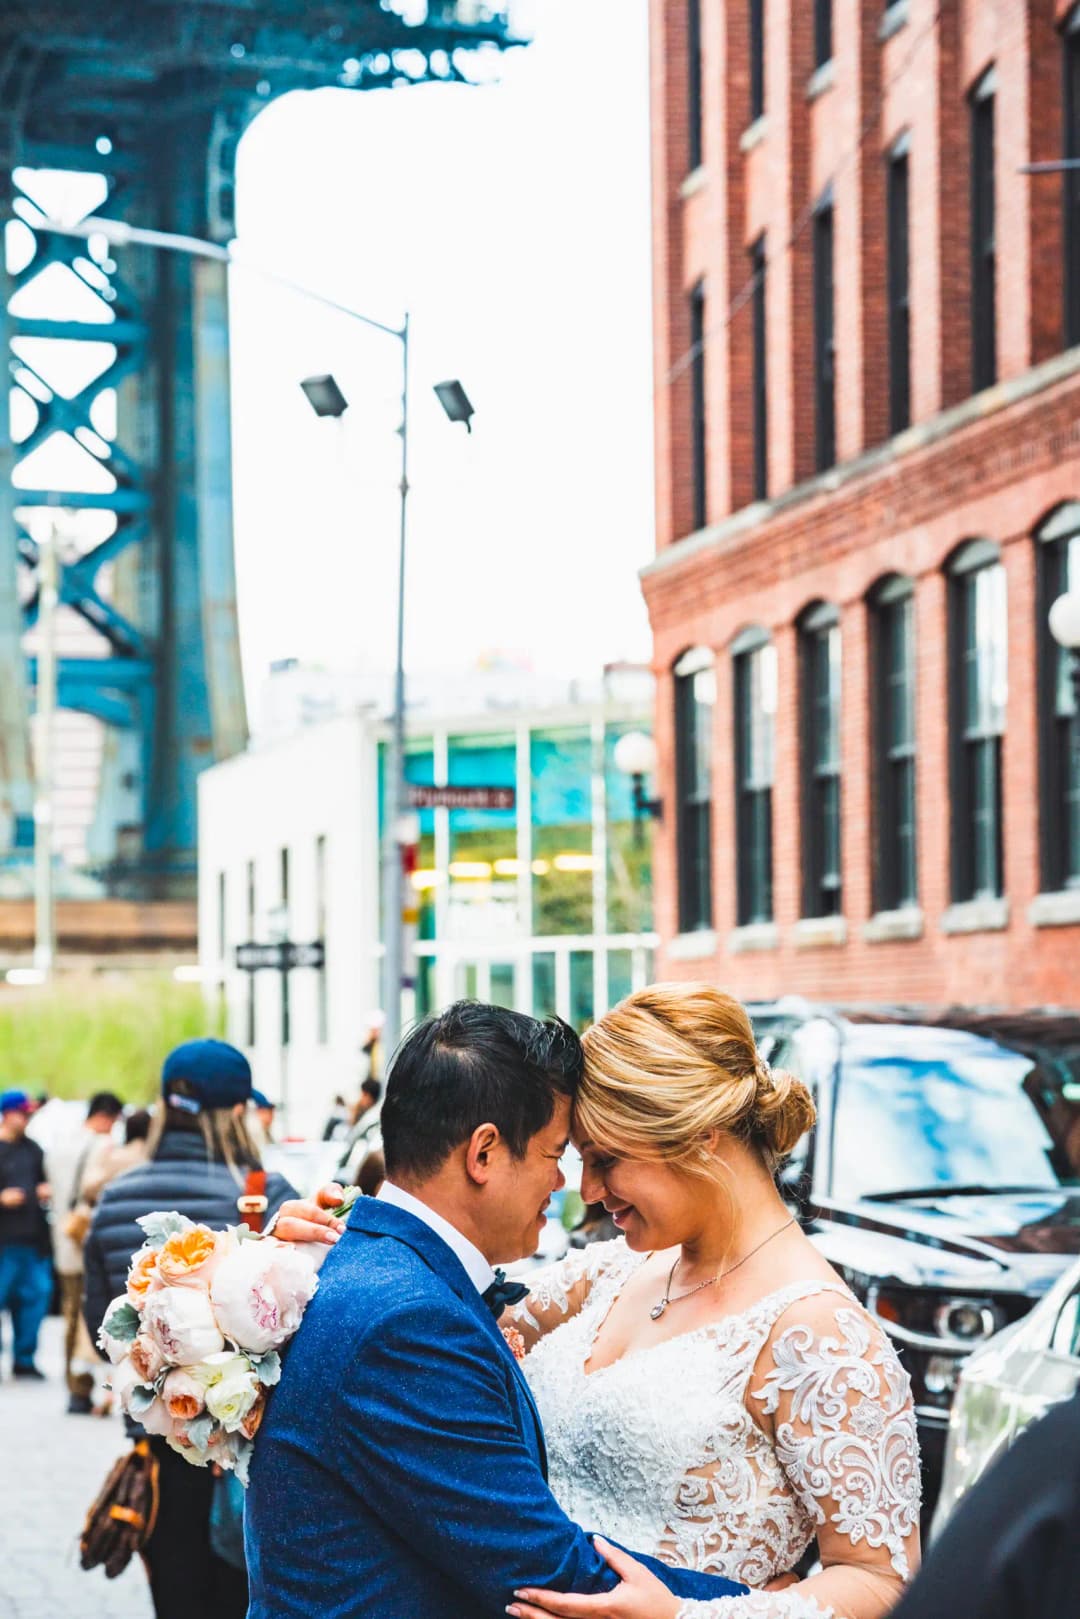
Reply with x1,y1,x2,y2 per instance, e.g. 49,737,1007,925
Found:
210,1239,319,1355
142,1285,225,1366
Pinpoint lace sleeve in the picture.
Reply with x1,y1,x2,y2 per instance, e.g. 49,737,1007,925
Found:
677,1595,835,1619
503,1238,628,1352
751,1294,921,1585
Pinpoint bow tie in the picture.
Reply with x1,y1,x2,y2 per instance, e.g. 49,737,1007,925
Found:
482,1268,529,1318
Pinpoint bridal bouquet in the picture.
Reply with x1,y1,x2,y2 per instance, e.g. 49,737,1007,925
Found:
97,1207,340,1483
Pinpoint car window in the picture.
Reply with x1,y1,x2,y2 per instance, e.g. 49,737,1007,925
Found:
832,1025,1076,1201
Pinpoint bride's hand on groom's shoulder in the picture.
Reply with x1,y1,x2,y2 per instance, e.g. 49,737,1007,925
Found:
507,1539,680,1619
273,1185,348,1246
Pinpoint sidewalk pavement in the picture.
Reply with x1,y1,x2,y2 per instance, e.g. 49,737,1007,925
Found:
0,1315,153,1619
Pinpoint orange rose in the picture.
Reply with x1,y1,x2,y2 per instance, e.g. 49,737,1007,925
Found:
127,1246,162,1308
240,1387,267,1441
157,1226,222,1289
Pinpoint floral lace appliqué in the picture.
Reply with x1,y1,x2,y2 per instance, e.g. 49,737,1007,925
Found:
752,1308,920,1579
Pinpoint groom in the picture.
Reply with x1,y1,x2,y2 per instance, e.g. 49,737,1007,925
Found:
246,1001,745,1618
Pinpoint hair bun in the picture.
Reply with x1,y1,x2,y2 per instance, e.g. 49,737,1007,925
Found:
751,1061,816,1159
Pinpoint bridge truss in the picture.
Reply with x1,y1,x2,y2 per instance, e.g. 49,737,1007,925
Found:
0,2,520,897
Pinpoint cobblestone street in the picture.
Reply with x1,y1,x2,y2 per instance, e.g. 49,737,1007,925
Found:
0,1318,153,1619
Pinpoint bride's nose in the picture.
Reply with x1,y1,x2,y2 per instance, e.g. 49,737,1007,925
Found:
579,1163,603,1202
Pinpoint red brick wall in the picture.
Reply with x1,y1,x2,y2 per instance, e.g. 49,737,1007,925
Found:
646,3,1080,1008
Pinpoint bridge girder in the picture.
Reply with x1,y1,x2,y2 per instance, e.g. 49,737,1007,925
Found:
0,3,521,897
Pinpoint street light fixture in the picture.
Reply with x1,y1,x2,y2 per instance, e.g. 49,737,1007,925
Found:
613,730,661,849
433,379,475,432
299,373,349,419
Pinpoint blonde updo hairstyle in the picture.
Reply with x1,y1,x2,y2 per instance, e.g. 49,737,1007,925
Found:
578,982,814,1176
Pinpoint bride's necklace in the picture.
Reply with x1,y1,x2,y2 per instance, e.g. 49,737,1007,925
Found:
650,1217,796,1321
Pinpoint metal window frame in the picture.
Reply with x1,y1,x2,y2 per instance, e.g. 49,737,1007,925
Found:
690,281,708,531
948,551,1006,901
813,203,836,473
799,609,843,917
734,639,775,926
869,578,918,911
674,653,715,931
887,145,911,434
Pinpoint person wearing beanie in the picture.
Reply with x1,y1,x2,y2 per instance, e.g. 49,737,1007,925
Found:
0,1089,53,1380
82,1040,298,1619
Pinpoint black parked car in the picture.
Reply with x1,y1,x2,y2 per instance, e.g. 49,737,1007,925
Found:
749,1000,1080,1520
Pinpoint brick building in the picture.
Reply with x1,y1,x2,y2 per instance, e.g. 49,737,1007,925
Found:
644,0,1080,1007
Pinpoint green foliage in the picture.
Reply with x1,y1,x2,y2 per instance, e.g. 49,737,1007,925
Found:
0,975,222,1104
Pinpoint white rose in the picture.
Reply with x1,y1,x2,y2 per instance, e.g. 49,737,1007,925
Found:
199,1351,260,1432
142,1285,225,1366
210,1238,319,1355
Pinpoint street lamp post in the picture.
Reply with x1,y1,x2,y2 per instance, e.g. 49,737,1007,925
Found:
33,521,59,981
613,730,661,850
300,354,472,1061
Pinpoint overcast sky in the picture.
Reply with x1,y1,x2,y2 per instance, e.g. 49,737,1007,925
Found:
228,0,655,699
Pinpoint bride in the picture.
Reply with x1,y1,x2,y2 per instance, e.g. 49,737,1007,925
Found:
497,983,920,1619
283,983,920,1619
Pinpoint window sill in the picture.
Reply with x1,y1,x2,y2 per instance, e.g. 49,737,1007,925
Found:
793,915,848,950
879,0,910,43
667,928,718,960
1028,890,1080,928
940,897,1010,935
728,921,779,955
863,906,924,944
740,115,768,155
806,59,835,102
680,165,707,200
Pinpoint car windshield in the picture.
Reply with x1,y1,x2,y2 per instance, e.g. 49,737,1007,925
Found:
831,1024,1080,1202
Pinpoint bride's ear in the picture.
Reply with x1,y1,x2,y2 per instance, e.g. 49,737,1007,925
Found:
464,1122,502,1185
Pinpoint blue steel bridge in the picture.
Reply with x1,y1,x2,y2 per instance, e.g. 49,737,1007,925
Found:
0,1,520,924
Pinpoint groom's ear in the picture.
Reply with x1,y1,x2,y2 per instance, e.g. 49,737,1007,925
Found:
464,1122,502,1186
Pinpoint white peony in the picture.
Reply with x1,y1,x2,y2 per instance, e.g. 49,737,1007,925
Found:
210,1238,319,1354
142,1285,225,1366
198,1350,260,1432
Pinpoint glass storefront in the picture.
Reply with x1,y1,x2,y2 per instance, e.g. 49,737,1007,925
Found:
386,701,656,1031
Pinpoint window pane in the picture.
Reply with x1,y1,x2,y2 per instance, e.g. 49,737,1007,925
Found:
888,152,911,434
814,207,836,471
607,948,633,1008
802,618,842,916
532,952,557,1018
531,729,594,936
570,950,595,1032
971,84,997,390
690,284,707,530
490,961,515,1009
676,662,714,931
605,724,653,934
688,0,703,169
749,0,764,120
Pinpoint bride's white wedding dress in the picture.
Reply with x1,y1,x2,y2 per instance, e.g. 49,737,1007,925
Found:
509,1240,920,1619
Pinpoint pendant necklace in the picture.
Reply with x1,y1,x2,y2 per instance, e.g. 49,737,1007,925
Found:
650,1216,796,1321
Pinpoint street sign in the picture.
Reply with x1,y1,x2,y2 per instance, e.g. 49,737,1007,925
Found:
405,784,516,811
235,940,326,973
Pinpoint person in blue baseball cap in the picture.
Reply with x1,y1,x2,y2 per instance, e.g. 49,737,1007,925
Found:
81,1040,298,1619
0,1087,53,1380
249,1088,276,1146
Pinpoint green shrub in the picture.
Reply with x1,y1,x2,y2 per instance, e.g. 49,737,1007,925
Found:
0,975,223,1104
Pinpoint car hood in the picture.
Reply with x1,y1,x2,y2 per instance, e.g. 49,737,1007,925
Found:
897,1190,1080,1257
809,1190,1080,1293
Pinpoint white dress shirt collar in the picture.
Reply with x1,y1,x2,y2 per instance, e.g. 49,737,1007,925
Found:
377,1180,496,1297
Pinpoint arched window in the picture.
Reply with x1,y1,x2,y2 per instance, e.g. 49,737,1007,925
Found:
1037,504,1080,891
869,576,917,912
948,540,1007,902
674,647,715,932
732,628,776,925
799,603,842,917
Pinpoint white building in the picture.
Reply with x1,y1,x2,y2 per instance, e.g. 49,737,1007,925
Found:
198,667,656,1136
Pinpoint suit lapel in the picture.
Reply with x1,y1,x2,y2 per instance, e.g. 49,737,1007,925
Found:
348,1198,549,1474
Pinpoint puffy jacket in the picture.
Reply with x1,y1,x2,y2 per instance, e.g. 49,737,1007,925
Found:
83,1129,297,1352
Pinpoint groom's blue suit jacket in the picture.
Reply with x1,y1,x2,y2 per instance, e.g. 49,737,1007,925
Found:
246,1197,746,1618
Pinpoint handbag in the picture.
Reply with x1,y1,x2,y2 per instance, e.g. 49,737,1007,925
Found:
62,1140,96,1245
80,1438,160,1579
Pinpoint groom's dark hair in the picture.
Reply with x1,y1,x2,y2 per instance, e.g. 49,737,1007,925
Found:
381,1000,583,1181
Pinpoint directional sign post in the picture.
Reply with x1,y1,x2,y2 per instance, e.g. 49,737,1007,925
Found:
234,940,326,1129
405,785,516,813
